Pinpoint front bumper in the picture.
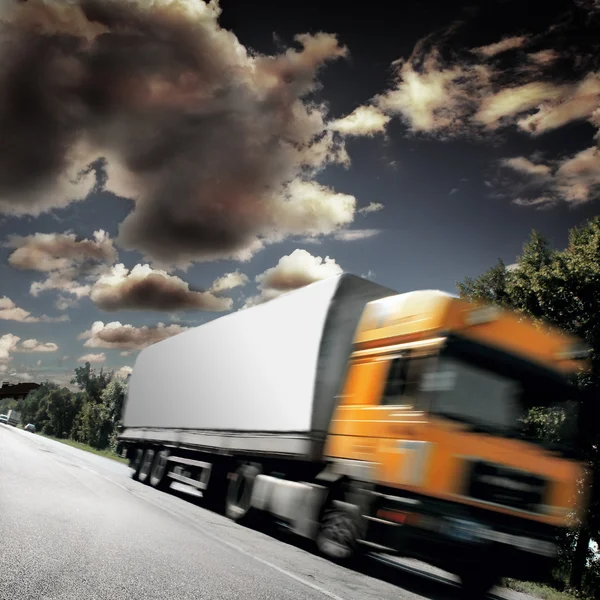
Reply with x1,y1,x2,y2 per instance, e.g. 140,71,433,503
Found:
365,492,562,580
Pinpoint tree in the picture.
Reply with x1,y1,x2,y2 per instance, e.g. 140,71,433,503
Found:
457,217,600,592
71,363,114,404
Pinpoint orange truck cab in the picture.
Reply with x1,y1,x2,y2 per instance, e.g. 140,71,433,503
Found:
323,290,588,593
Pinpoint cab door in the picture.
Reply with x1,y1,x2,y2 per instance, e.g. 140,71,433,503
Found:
326,349,437,492
374,351,437,491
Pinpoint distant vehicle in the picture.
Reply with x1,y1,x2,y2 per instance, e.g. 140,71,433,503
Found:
119,274,591,597
7,409,21,427
0,414,8,424
24,423,36,433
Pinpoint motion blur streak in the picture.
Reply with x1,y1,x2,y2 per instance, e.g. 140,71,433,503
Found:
0,0,351,267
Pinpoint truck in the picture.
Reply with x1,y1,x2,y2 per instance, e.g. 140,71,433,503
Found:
118,274,590,596
7,409,21,427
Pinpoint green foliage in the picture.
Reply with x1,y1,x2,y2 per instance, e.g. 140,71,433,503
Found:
20,363,127,451
457,217,600,594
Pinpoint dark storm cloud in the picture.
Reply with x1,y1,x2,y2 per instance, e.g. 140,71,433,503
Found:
0,0,355,267
90,263,233,312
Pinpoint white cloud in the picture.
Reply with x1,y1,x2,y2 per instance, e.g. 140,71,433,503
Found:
472,36,529,58
272,179,356,238
0,296,69,323
502,157,552,177
376,45,493,134
210,271,249,293
79,321,189,350
0,334,20,363
115,365,133,379
244,249,343,307
333,229,381,241
78,353,106,363
329,105,390,136
6,230,117,300
90,263,233,312
15,339,59,353
357,202,384,214
517,72,600,135
503,147,600,206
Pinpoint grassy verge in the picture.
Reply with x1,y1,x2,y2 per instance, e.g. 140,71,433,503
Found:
37,433,129,464
503,579,584,600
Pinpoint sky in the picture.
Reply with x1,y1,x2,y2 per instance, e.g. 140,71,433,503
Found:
0,0,599,388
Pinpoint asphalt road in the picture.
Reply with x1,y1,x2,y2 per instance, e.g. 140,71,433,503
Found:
0,425,535,600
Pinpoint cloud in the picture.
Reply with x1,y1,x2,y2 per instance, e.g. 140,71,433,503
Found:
244,248,343,307
527,49,560,66
115,365,133,379
15,339,59,353
267,179,356,243
0,0,359,268
474,82,566,129
449,188,459,195
210,271,249,293
501,157,552,177
6,230,117,299
0,334,20,363
554,147,600,204
472,36,529,58
6,230,116,272
78,353,106,363
502,147,600,206
79,321,189,350
357,202,384,214
0,296,69,323
329,105,390,136
375,38,493,135
517,73,600,135
332,229,381,241
375,10,600,141
90,263,233,312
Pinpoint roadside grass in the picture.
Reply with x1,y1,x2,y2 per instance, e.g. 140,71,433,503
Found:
37,433,129,464
503,579,585,600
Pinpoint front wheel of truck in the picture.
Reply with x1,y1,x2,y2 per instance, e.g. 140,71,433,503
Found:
315,504,362,564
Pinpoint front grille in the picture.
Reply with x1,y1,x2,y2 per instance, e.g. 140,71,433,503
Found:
464,460,547,514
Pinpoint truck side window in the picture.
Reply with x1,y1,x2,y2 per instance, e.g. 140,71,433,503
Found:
381,354,435,407
382,357,408,404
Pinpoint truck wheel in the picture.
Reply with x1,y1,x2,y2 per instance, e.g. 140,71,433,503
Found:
149,450,171,491
459,567,500,598
225,464,260,524
203,466,229,514
130,448,144,481
315,504,361,563
138,449,155,485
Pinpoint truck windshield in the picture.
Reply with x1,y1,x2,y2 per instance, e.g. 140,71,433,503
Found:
421,341,580,455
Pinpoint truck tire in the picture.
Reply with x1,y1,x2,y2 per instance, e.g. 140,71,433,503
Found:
203,466,229,514
225,464,261,524
149,449,171,491
130,448,144,481
315,503,361,563
458,567,500,598
138,449,155,485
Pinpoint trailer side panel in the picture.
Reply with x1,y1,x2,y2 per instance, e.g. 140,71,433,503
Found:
123,276,343,433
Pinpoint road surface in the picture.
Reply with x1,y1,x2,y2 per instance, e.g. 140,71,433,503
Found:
0,425,535,600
